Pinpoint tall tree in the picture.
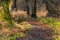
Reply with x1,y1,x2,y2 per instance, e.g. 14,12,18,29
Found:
25,0,30,15
31,0,37,18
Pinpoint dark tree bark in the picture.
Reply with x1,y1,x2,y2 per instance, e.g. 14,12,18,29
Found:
25,0,30,15
31,0,37,18
0,0,1,6
12,0,17,11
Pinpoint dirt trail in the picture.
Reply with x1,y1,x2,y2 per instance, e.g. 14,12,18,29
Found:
16,20,54,40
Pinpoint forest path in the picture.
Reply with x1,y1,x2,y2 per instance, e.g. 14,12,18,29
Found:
16,19,55,40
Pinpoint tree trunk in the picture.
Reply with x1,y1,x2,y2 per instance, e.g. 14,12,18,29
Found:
25,0,30,15
12,0,17,11
3,1,13,26
31,0,37,18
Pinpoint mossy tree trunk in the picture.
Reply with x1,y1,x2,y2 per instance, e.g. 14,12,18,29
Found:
0,0,13,26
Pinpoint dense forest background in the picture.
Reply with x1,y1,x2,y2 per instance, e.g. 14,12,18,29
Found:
9,0,60,17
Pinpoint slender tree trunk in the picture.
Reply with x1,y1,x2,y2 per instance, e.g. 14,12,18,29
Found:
25,0,30,15
12,0,17,11
31,0,37,18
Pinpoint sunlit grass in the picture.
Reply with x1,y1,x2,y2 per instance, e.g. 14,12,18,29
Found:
37,17,60,40
0,32,25,40
37,17,60,28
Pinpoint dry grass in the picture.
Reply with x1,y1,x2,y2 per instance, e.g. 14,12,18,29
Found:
36,10,48,17
10,10,48,19
10,10,27,18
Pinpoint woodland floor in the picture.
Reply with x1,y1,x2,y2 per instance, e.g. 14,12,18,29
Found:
16,19,55,40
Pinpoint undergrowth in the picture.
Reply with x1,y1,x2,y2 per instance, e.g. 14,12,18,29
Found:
0,32,25,40
0,21,31,40
37,17,60,29
37,17,60,40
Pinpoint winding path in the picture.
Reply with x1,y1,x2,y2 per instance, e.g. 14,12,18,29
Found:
16,20,55,40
